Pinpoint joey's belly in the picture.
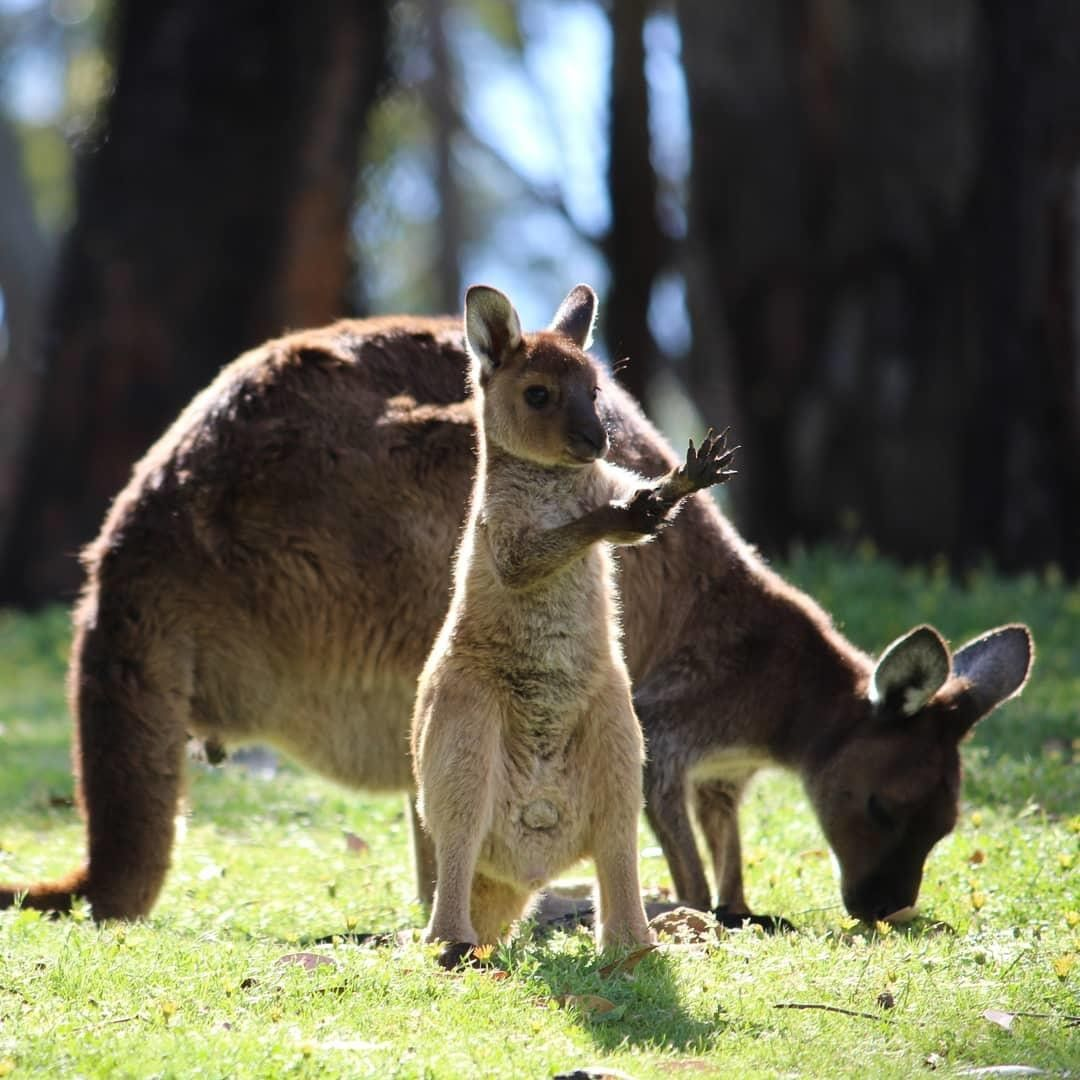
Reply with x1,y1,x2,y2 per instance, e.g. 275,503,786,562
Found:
477,769,592,891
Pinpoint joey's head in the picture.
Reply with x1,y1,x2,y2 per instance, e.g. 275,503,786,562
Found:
463,283,608,467
803,624,1033,923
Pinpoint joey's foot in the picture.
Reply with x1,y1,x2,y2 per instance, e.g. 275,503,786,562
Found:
678,427,738,493
436,940,487,969
713,904,795,934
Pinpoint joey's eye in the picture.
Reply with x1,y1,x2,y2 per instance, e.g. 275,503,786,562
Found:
524,385,550,409
592,386,600,400
867,793,898,831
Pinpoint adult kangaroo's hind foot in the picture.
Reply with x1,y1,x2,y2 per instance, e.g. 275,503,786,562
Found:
0,588,189,920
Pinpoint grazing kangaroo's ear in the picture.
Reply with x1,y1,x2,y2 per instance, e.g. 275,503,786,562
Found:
952,624,1033,725
465,285,523,377
870,625,951,718
548,283,597,350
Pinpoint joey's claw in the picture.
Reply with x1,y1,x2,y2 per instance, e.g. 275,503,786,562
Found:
681,426,738,491
436,941,485,969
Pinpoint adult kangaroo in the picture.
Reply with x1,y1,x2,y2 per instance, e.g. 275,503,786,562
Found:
0,287,1032,924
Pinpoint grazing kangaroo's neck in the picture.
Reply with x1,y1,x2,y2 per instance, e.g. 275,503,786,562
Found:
618,481,873,773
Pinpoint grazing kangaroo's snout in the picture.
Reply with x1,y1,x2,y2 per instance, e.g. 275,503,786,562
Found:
842,856,924,921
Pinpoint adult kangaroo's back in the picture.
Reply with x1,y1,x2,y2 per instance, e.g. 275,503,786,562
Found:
1,303,1032,923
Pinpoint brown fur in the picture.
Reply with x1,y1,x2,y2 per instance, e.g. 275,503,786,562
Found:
0,294,1032,924
412,286,732,953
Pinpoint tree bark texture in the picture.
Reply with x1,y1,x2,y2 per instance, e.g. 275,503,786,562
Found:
605,0,665,407
680,0,1079,574
0,111,53,559
0,0,388,606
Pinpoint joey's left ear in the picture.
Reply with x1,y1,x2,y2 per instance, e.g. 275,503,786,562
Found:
465,284,523,377
952,624,1033,723
870,625,951,718
548,284,597,350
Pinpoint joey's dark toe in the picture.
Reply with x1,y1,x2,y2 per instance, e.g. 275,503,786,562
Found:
436,941,482,969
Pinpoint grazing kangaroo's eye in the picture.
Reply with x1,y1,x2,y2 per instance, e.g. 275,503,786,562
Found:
867,793,897,831
524,386,549,409
592,386,600,400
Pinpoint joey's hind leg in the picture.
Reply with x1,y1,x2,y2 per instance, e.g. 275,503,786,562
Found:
71,614,190,919
469,875,533,946
590,700,652,949
693,779,748,913
416,687,499,953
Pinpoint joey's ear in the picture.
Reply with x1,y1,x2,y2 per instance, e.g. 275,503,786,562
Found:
870,625,951,718
548,283,597,350
464,285,522,377
952,624,1033,723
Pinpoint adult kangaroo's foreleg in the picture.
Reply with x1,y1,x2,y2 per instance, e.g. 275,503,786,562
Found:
642,753,712,912
693,779,748,913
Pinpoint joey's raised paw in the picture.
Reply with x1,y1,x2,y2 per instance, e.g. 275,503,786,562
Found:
436,940,487,969
713,905,795,934
612,487,672,540
680,427,738,493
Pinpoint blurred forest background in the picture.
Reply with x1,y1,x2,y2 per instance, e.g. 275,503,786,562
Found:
0,0,1076,607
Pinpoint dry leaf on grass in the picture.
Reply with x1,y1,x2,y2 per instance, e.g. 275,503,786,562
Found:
648,906,719,943
982,1008,1016,1031
598,944,657,978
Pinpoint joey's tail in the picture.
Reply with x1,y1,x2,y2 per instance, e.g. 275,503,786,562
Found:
0,597,189,921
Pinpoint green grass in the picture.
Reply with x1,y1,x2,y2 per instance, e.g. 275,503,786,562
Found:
1,550,1077,1078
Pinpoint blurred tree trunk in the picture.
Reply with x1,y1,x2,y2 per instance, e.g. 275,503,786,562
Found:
606,0,664,406
958,0,1080,573
424,0,463,314
0,0,388,607
680,0,1079,574
0,111,53,559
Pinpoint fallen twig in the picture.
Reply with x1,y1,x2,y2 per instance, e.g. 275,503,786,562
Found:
1010,1010,1080,1026
774,1002,888,1022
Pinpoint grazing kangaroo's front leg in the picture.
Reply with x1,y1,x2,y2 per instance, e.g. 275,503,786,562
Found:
693,779,749,914
641,741,713,913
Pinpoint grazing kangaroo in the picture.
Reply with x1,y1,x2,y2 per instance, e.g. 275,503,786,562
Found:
413,285,735,960
0,286,1031,925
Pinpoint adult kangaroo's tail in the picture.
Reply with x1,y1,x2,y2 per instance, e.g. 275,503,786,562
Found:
0,868,90,913
0,590,189,921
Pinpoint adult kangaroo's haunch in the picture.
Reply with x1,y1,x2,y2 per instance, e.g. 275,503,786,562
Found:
0,288,1032,924
414,284,734,961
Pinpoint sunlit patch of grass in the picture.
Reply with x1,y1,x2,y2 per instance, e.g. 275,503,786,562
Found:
1,552,1077,1078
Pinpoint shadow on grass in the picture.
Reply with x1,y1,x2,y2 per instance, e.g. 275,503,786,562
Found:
501,932,723,1054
